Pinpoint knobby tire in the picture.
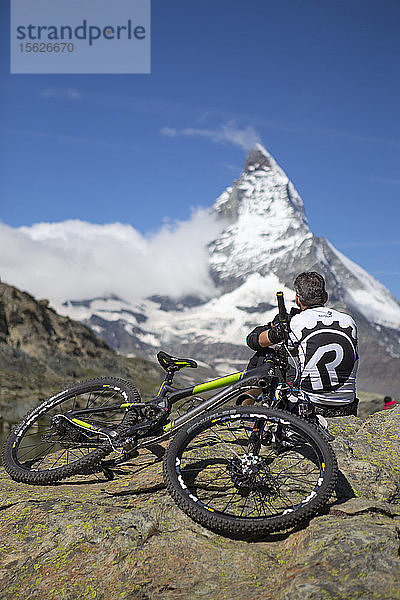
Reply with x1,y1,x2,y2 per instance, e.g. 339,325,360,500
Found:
2,377,140,484
163,406,337,538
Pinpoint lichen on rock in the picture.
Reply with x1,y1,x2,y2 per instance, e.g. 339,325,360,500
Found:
0,408,399,599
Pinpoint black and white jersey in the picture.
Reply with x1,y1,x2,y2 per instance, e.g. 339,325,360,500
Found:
289,307,358,405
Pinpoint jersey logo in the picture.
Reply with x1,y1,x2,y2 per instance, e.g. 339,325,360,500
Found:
299,321,358,393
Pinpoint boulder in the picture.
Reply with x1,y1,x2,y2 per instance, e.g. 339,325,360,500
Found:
0,407,399,599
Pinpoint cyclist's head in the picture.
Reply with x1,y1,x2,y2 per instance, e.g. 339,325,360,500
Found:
294,272,328,307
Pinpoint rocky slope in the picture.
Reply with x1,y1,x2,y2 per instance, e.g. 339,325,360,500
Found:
1,406,399,600
0,282,162,425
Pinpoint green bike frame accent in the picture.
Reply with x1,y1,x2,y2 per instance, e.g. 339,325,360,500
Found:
192,371,245,394
66,369,249,436
72,418,102,432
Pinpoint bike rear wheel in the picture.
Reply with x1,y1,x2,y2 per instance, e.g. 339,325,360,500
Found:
2,377,140,484
163,406,337,538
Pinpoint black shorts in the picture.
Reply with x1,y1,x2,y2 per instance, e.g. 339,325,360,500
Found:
312,398,359,417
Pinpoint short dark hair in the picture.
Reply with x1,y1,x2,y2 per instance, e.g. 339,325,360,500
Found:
294,272,327,307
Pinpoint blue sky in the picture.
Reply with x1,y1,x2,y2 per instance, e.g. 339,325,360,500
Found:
1,0,400,300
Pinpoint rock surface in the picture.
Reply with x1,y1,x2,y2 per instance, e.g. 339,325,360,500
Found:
0,282,162,426
1,407,399,600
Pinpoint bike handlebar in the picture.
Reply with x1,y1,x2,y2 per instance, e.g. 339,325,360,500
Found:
276,291,288,322
276,291,290,350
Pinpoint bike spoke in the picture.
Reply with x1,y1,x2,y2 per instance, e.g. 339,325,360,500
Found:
17,441,56,462
7,379,137,482
173,412,327,521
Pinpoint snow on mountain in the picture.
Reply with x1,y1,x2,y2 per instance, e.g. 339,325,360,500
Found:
208,144,400,330
209,144,311,290
56,274,290,352
60,296,147,327
147,273,294,346
326,242,400,329
54,144,400,393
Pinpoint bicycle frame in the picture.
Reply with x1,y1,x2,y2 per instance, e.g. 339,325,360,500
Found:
63,362,277,449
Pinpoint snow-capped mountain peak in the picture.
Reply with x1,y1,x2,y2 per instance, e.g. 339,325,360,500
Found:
244,143,276,172
209,144,310,290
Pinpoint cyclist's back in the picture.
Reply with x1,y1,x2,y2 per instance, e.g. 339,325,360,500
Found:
246,272,359,415
289,304,358,406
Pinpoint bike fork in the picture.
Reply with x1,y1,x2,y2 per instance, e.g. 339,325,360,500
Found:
248,418,265,455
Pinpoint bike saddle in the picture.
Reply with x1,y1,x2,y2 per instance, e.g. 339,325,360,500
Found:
157,351,198,372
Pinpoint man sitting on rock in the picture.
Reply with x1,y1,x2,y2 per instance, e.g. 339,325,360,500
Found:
245,271,359,417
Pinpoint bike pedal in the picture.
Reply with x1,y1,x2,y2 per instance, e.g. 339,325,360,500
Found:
315,415,335,441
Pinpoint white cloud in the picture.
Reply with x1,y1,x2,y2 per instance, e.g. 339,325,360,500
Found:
367,177,400,186
1,126,138,151
337,239,400,249
161,126,178,137
0,211,225,305
161,121,261,151
315,127,400,149
41,88,81,100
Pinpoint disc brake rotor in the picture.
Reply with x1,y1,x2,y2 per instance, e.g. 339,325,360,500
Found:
228,453,279,495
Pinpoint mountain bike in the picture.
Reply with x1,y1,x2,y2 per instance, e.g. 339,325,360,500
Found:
2,293,338,538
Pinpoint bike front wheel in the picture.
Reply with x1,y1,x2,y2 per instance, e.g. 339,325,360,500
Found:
163,406,337,538
2,377,140,485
